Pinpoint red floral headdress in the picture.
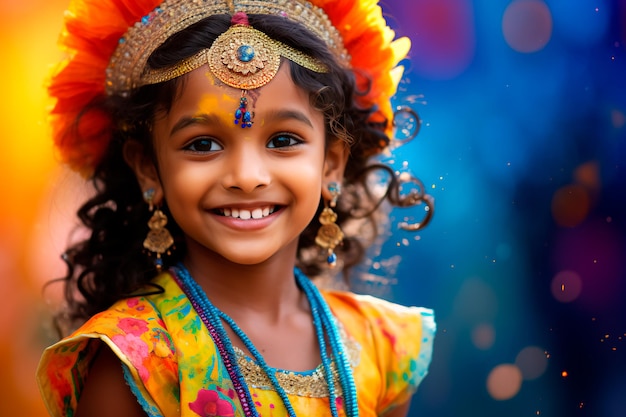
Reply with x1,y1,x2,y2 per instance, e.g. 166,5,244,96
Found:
49,0,410,176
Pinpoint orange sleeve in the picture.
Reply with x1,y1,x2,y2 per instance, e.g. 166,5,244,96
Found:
324,291,436,415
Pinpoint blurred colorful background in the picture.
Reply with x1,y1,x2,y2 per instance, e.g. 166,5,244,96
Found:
0,0,624,416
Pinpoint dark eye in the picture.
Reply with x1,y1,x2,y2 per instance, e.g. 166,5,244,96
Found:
184,138,223,153
267,134,302,149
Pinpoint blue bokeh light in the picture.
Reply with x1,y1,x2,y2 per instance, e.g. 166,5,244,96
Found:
378,1,626,416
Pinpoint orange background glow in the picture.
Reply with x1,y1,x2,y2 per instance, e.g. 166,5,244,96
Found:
0,1,70,414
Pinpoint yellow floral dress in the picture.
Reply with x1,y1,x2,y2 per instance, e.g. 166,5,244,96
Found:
37,272,435,417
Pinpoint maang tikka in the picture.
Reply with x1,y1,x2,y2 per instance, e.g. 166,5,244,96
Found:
234,91,253,128
143,188,174,270
315,182,344,268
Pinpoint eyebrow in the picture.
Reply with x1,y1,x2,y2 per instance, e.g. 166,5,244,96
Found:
263,109,314,128
169,108,314,136
169,113,223,137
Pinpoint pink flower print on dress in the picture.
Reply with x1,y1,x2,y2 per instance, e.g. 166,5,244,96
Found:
189,388,236,417
126,297,145,311
111,333,150,382
117,317,149,336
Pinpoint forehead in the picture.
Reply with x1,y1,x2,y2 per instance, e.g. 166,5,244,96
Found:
163,63,322,130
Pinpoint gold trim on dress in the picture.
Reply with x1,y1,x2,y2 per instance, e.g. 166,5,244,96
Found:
233,320,361,398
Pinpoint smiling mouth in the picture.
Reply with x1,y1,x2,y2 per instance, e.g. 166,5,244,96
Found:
216,206,278,220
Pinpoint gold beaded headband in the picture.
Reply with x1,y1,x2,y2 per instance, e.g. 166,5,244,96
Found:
106,0,346,96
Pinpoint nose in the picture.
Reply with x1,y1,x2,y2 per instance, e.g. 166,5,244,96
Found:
221,144,271,193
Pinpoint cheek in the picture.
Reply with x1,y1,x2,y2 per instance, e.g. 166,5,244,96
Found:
284,157,324,206
158,158,215,209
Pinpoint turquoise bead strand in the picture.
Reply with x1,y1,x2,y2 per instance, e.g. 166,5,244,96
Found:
295,268,359,417
172,263,359,417
172,265,259,417
217,311,298,417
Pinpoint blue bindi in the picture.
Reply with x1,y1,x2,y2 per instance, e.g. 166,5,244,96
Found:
237,45,255,62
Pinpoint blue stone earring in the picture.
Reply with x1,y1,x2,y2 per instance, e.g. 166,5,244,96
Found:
315,182,344,268
328,182,340,208
142,188,174,271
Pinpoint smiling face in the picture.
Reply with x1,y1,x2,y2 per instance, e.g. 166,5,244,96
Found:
128,63,346,268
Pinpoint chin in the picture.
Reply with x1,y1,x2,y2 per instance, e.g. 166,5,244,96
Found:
220,253,276,267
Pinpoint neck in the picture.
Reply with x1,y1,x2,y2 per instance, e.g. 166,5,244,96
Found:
181,238,304,321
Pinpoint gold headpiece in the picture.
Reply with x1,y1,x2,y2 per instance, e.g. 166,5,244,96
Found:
141,23,328,91
51,0,410,175
106,0,344,96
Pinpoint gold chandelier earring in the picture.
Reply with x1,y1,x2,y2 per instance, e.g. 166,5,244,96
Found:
315,182,344,268
143,188,174,271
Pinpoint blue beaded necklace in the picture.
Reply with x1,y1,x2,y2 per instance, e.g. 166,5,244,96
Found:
171,263,359,417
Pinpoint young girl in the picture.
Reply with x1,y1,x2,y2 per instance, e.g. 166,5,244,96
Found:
37,1,436,416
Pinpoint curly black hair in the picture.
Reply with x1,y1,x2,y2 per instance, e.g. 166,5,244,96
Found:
53,13,432,332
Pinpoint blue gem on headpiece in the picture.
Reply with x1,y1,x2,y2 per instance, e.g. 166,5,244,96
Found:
237,45,255,62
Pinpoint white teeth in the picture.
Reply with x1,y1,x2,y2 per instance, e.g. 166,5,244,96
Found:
221,206,275,219
251,208,263,219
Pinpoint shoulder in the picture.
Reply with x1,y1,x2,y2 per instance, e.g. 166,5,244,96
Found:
323,289,436,414
322,289,436,341
73,346,148,417
40,272,179,369
37,272,182,417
